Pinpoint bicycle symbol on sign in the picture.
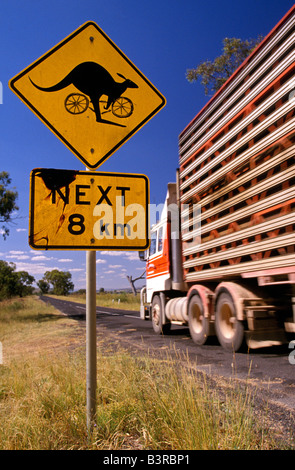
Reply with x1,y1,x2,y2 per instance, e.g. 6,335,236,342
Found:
64,93,134,119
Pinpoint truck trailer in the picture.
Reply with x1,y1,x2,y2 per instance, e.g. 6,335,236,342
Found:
140,5,295,351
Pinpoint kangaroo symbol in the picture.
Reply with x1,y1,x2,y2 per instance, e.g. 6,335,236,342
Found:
29,61,138,124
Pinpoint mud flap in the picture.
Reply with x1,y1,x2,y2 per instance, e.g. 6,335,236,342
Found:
245,329,287,349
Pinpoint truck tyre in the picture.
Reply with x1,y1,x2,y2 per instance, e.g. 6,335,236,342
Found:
215,292,245,352
151,295,171,335
188,294,210,345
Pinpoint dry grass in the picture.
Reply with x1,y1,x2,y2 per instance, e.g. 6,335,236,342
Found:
0,296,290,450
49,291,141,310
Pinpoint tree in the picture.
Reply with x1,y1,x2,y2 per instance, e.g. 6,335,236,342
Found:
15,271,35,297
43,269,74,296
0,260,18,300
186,37,263,95
37,279,50,295
0,260,35,300
0,172,18,239
126,270,145,296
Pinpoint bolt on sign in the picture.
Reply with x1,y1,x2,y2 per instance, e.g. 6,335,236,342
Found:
29,168,149,250
9,22,166,169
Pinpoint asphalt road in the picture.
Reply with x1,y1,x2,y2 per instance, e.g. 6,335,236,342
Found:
41,295,295,413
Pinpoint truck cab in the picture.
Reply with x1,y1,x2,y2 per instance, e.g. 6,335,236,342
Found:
146,219,170,303
140,183,186,332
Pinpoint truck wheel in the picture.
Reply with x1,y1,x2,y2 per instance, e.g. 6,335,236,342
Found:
151,295,171,335
215,292,244,351
188,294,209,345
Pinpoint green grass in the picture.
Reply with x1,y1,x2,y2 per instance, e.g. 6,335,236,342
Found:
0,296,290,450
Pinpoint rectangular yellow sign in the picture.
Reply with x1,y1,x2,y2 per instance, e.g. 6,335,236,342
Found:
29,168,149,250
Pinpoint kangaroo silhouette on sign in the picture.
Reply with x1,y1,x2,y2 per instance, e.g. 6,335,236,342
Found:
29,61,138,123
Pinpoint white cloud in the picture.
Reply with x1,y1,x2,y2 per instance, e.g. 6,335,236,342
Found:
100,251,125,256
9,250,25,255
13,262,59,276
6,254,30,260
69,268,84,272
96,259,106,264
104,270,115,274
124,252,140,261
109,264,122,268
58,258,72,262
16,228,27,232
100,251,140,261
31,255,52,261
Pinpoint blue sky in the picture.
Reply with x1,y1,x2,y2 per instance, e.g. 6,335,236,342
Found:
0,0,293,290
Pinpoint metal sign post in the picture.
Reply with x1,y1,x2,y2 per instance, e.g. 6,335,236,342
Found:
86,249,97,430
85,167,97,431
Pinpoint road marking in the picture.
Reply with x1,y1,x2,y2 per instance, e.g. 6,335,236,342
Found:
97,310,120,315
63,302,138,317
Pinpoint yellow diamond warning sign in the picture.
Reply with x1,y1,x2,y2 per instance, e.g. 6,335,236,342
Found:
9,22,166,169
29,168,149,250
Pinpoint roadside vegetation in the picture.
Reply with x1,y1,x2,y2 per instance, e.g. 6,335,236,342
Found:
0,260,35,300
48,289,141,311
0,296,292,450
0,261,75,300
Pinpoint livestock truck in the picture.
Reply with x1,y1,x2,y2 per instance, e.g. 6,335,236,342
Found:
139,5,295,351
